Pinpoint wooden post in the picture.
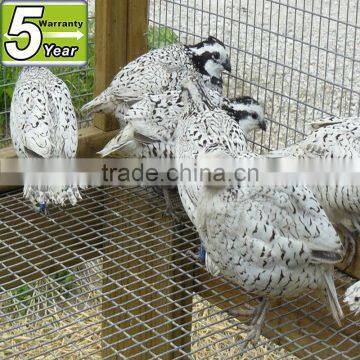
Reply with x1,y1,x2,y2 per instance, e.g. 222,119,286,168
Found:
127,0,148,62
93,0,148,132
95,1,193,358
101,190,193,359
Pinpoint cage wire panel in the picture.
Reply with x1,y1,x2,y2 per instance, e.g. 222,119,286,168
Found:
0,1,95,148
0,187,359,360
149,0,360,152
1,0,360,359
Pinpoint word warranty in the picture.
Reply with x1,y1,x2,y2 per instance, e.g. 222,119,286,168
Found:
39,20,84,29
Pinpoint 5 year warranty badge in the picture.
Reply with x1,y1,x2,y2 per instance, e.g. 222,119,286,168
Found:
1,0,88,66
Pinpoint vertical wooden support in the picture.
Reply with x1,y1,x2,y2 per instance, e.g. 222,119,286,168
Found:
101,191,193,359
94,0,148,132
127,0,149,63
97,1,193,358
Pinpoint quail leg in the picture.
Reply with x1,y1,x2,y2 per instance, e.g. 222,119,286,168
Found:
238,298,269,349
186,244,207,265
227,302,257,318
38,203,50,216
162,187,183,222
151,186,163,196
223,298,269,348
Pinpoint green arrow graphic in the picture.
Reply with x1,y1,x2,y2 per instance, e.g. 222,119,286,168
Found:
4,31,84,41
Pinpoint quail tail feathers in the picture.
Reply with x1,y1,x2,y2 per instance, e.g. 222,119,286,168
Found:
323,270,344,325
98,130,130,158
81,90,115,116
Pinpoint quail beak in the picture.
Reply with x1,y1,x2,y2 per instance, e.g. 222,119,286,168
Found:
259,120,267,132
223,58,232,73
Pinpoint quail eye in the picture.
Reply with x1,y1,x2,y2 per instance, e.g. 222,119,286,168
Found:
252,113,258,120
213,52,220,60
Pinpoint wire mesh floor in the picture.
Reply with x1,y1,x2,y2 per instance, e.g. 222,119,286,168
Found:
0,187,359,359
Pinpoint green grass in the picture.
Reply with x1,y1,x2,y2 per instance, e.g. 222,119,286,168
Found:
147,25,179,50
5,284,34,317
53,269,76,297
0,67,21,133
3,270,77,318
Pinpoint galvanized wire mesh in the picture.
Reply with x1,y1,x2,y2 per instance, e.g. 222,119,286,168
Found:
0,1,95,149
0,187,358,359
149,0,360,153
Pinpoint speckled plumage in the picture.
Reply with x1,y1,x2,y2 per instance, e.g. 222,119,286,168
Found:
81,36,231,125
98,79,226,158
197,185,343,298
176,83,345,326
176,107,249,224
98,76,265,225
99,79,265,161
10,67,81,207
271,116,360,263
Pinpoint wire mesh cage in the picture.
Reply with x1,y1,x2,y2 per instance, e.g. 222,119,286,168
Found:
149,0,360,152
0,187,359,359
0,0,360,359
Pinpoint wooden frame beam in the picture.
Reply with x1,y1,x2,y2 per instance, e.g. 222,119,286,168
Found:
93,0,148,132
0,127,118,160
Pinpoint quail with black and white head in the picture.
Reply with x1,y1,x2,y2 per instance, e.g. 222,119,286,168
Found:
81,36,231,124
175,78,345,347
98,74,266,220
270,116,360,267
98,92,266,158
10,67,81,212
